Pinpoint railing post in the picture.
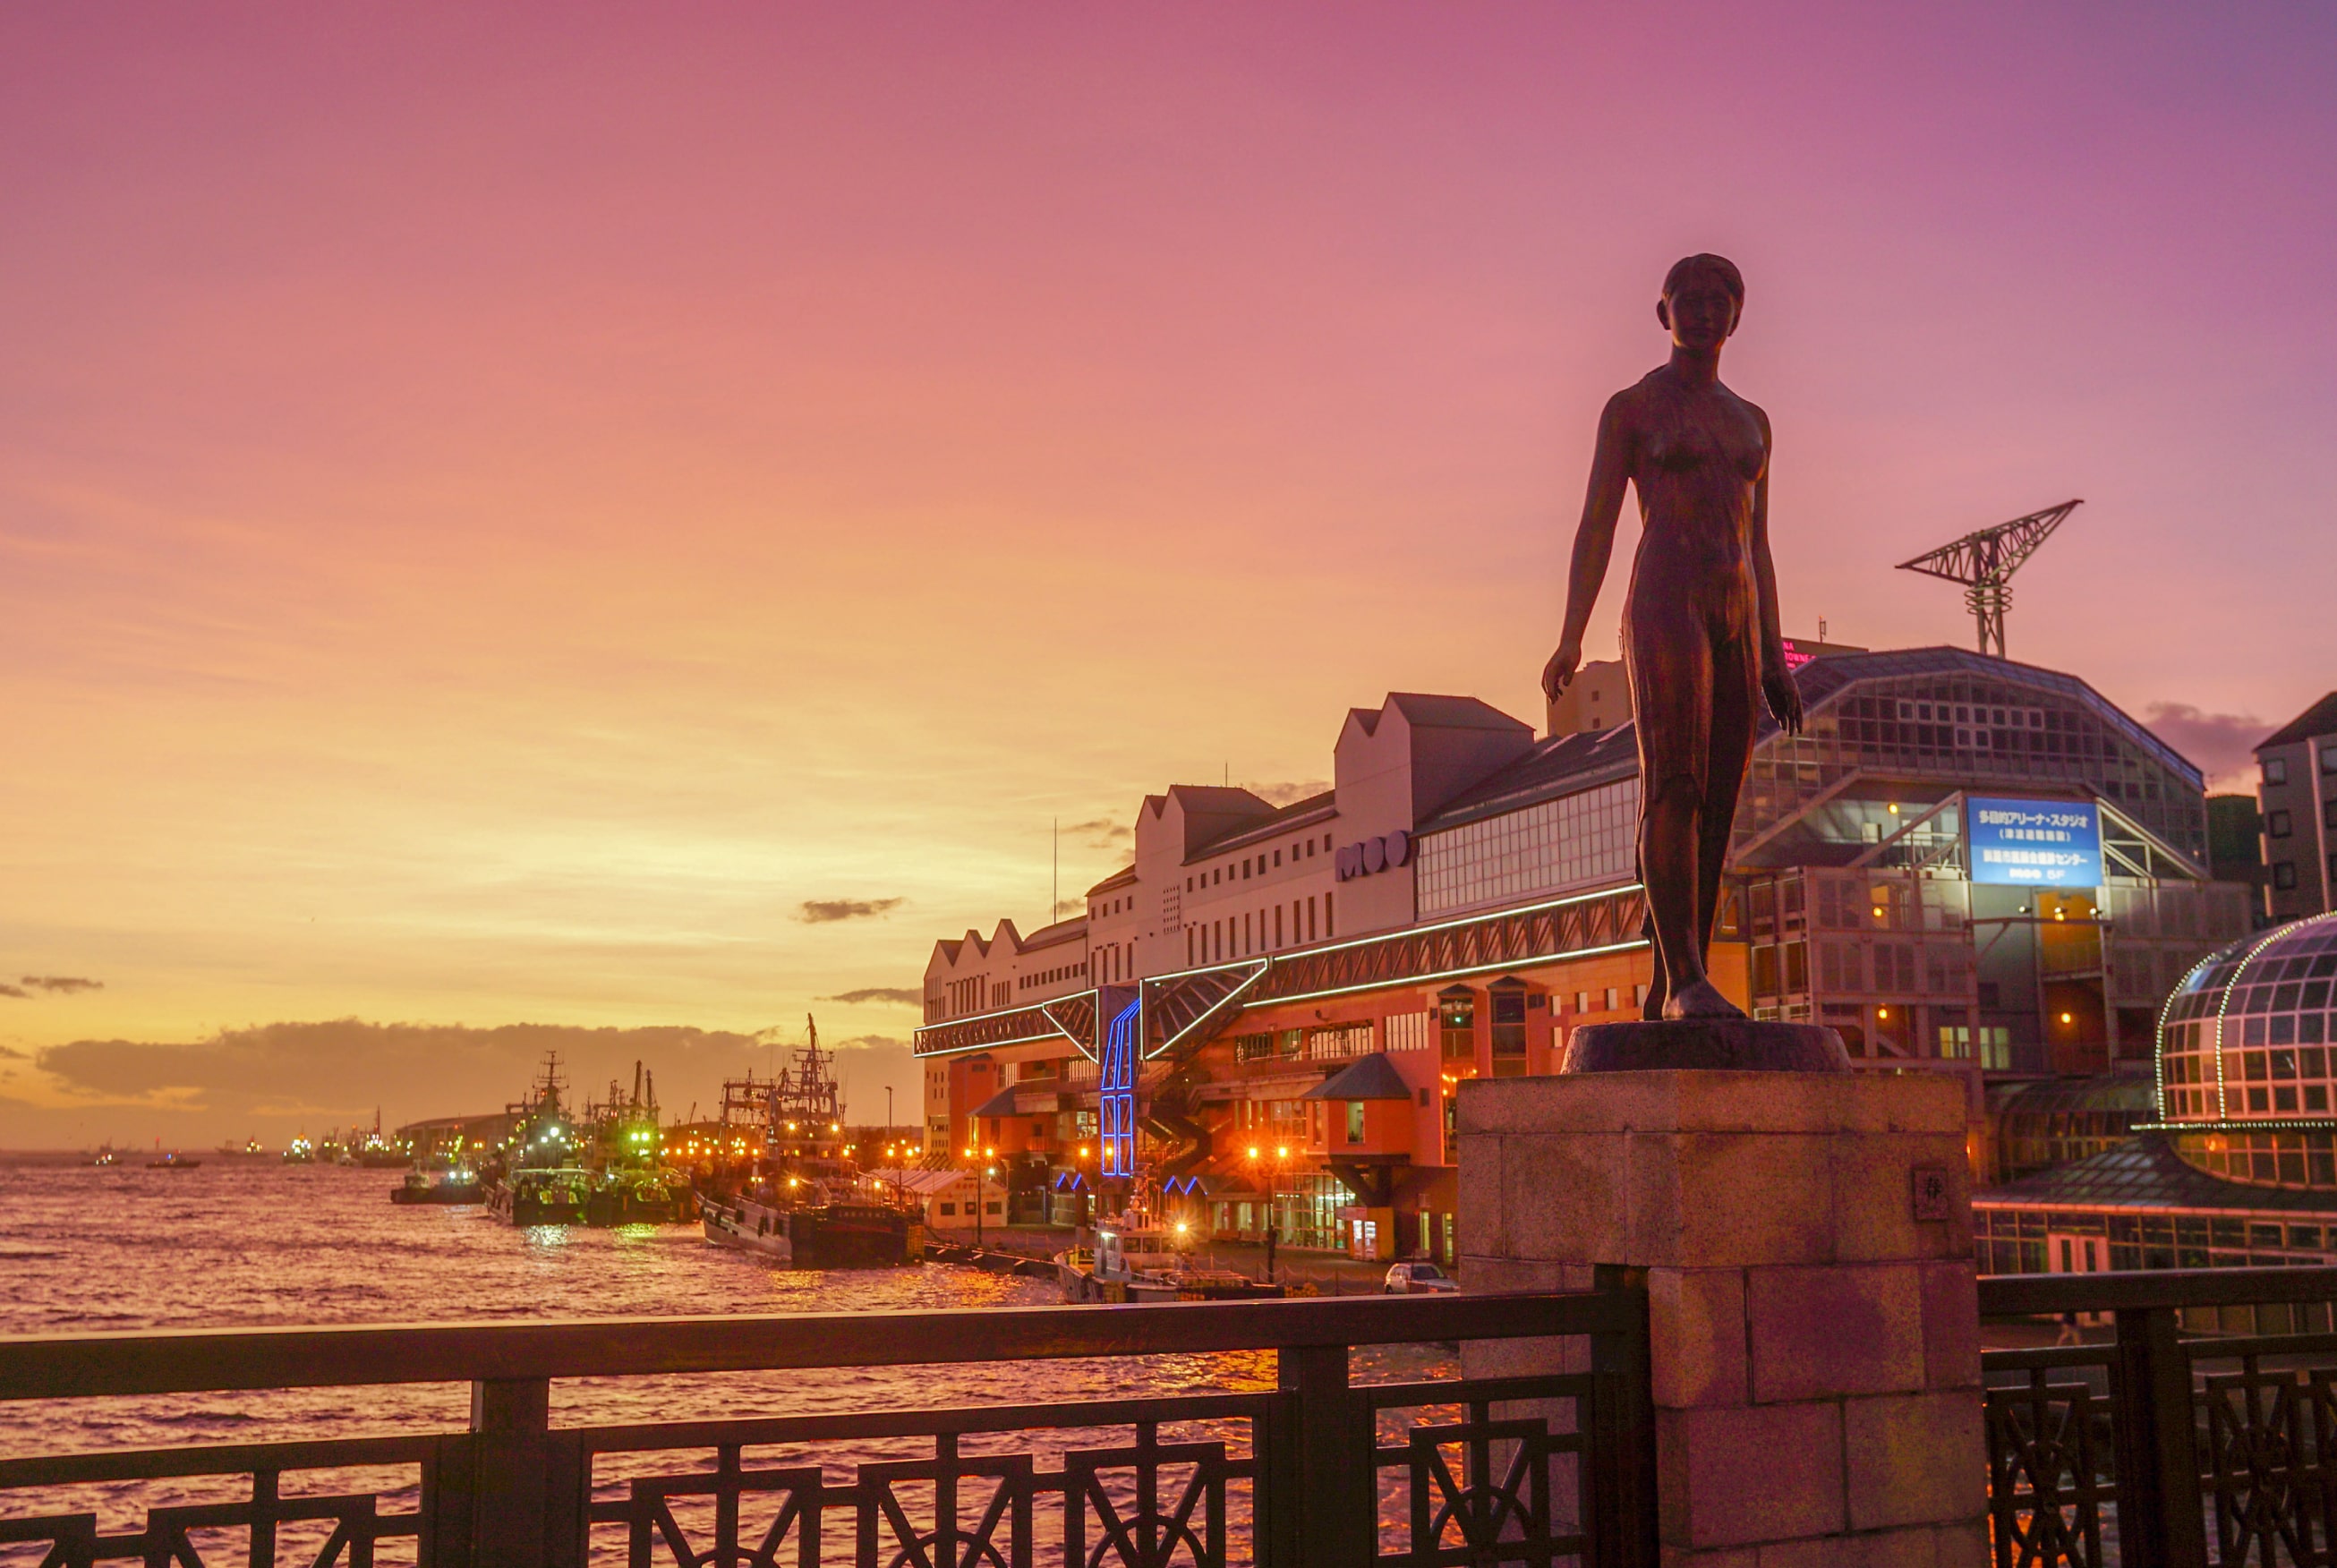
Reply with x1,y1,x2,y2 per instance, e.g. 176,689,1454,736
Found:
2111,1306,2207,1568
1589,1265,1658,1568
1275,1342,1370,1568
467,1376,559,1568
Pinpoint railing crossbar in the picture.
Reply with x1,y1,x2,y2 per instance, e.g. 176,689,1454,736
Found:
0,1292,1633,1402
0,1435,439,1489
576,1391,1275,1455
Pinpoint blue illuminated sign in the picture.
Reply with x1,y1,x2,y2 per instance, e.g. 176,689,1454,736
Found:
1967,797,2102,887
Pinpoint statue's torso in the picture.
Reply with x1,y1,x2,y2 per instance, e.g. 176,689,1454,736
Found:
1619,370,1767,624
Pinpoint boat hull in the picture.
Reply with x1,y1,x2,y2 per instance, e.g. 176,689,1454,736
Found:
1054,1253,1285,1304
704,1197,910,1268
703,1197,795,1261
487,1177,587,1226
588,1187,693,1226
392,1180,483,1206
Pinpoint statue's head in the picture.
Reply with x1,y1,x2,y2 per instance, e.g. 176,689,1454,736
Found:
1658,253,1744,350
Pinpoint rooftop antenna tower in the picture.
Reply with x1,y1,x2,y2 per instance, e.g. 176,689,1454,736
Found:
1893,499,2081,660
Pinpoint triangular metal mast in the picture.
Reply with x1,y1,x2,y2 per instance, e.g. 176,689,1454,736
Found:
1893,499,2081,659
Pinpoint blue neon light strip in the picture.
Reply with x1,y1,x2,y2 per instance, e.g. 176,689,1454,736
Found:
1099,998,1139,1180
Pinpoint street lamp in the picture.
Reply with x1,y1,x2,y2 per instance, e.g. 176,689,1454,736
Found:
1245,1144,1291,1284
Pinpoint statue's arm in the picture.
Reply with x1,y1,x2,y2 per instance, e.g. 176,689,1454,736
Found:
1541,393,1632,700
1749,408,1804,732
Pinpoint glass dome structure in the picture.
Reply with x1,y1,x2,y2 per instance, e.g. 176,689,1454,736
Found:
2157,910,2337,1188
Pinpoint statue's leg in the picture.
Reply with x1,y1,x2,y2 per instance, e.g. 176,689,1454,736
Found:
1652,613,1753,1023
1695,627,1763,973
1624,599,1711,1018
1641,773,1707,1016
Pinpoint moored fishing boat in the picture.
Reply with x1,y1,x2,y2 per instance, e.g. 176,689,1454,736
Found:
586,1164,690,1225
703,1189,911,1268
390,1156,483,1206
1055,1221,1283,1304
481,1054,589,1225
486,1165,589,1224
579,1062,691,1225
694,1018,912,1265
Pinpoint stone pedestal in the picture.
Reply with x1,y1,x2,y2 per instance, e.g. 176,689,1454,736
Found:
1457,1070,1985,1568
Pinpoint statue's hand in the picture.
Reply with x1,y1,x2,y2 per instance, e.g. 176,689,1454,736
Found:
1762,660,1804,736
1540,638,1582,703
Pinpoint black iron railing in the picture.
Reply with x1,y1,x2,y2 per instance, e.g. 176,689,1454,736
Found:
1979,1265,2337,1568
0,1286,1655,1568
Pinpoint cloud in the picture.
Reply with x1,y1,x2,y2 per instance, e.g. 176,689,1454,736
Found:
1054,899,1085,918
2144,703,2269,788
0,986,26,1001
1063,818,1131,846
18,976,102,994
797,897,905,924
0,1045,26,1060
820,987,921,1006
1250,780,1331,807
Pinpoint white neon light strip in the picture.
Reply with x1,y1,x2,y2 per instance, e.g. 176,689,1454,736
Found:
1266,939,1651,1007
2153,953,2212,1122
2209,926,2289,1122
913,882,1644,1058
1147,962,1271,1060
912,988,1097,1058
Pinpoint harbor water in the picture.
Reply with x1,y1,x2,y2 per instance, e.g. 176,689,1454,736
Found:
0,1156,1454,1558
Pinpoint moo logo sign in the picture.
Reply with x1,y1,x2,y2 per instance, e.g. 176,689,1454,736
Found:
1335,831,1412,882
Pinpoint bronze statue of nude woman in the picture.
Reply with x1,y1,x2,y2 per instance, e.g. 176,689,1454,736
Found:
1543,256,1840,1067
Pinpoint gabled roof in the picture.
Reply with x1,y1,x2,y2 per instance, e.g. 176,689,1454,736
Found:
1300,1052,1412,1101
1188,789,1337,861
1084,863,1139,897
2261,694,2337,751
1019,916,1087,950
1384,692,1534,732
1417,645,2209,839
971,1085,1026,1119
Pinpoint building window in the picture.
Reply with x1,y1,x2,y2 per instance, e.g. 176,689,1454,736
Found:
1346,1101,1365,1143
2266,757,2290,785
2324,746,2337,775
1326,891,1334,937
1438,987,1475,1059
1307,897,1318,942
1489,983,1528,1064
2269,810,2294,839
1274,905,1284,947
1274,849,1282,867
2274,862,2299,891
2326,798,2337,831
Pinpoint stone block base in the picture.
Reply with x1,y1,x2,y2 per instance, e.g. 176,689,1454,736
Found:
1458,1069,1985,1558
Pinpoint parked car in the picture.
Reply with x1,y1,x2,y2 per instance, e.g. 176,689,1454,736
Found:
1383,1261,1459,1294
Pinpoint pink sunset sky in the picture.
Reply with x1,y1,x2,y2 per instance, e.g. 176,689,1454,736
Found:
3,4,2332,1143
